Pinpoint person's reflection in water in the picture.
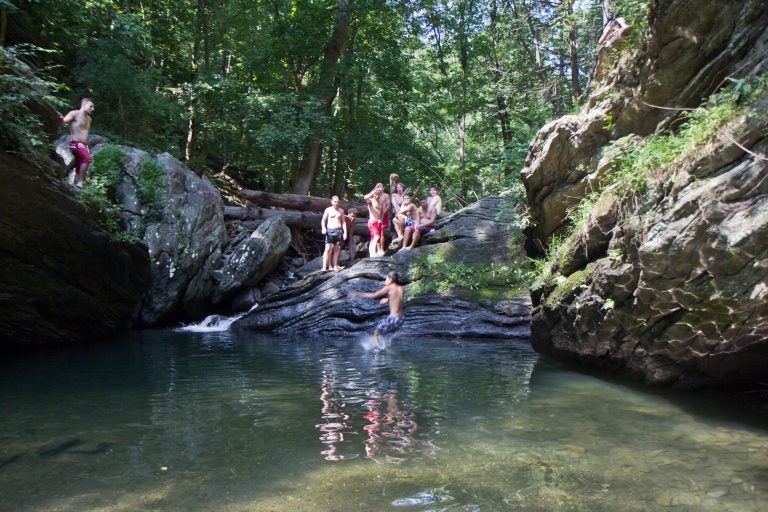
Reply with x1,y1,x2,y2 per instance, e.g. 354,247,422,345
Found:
316,371,358,461
363,387,419,463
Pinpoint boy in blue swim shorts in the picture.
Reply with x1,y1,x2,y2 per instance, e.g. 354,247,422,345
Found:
349,271,404,349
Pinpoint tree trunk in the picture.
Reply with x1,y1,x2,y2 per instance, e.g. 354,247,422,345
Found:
566,0,582,98
490,0,514,177
292,0,351,195
332,147,345,196
238,189,368,216
224,206,369,236
458,3,469,205
0,9,7,45
516,2,565,116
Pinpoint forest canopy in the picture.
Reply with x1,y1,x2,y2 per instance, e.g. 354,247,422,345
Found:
2,0,648,209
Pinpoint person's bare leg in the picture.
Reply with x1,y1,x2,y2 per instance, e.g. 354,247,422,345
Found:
410,230,421,249
399,228,412,252
75,163,89,188
333,245,344,271
393,216,404,241
322,244,332,271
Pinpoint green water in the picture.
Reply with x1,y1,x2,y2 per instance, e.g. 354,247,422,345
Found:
0,330,766,511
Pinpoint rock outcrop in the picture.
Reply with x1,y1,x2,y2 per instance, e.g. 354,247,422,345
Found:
212,216,292,308
105,147,228,324
523,0,768,244
522,0,768,388
237,195,531,340
0,153,150,351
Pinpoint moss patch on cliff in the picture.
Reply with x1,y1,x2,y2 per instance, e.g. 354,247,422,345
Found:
137,157,165,222
81,145,130,239
407,249,527,301
543,261,601,308
82,146,167,240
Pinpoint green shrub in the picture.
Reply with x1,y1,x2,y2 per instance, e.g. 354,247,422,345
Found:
0,45,64,166
80,145,132,240
409,252,527,299
138,157,165,222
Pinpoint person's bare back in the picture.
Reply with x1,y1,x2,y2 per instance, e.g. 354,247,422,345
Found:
380,281,404,317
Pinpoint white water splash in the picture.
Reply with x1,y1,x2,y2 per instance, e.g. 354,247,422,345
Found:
177,304,258,333
359,334,393,351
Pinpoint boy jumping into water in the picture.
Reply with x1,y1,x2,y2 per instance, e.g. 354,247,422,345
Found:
349,271,404,349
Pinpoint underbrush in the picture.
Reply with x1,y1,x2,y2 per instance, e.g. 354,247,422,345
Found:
408,251,528,300
81,145,166,240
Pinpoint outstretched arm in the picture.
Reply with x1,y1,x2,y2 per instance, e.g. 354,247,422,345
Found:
349,284,389,300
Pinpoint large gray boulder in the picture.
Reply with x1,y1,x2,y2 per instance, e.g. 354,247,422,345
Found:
236,195,531,340
0,153,149,351
212,216,292,307
109,148,227,324
522,0,768,244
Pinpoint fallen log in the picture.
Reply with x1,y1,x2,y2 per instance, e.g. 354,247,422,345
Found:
238,189,368,217
224,206,370,236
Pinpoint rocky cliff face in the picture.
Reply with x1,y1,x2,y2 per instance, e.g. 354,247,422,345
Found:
0,154,150,351
522,0,768,388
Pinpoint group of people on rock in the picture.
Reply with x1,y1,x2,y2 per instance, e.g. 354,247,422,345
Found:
320,176,443,272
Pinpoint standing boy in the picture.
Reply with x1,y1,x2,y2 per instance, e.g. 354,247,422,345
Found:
364,184,386,257
321,195,347,272
428,186,442,217
59,98,95,188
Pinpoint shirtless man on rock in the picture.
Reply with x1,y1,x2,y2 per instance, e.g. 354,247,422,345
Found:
59,98,95,188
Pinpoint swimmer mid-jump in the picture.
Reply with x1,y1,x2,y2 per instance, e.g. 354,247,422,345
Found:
349,271,404,349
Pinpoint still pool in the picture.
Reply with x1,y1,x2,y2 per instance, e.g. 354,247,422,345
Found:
1,329,767,511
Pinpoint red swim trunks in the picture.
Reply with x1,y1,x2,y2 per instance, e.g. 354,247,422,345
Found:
68,140,92,168
368,218,384,238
